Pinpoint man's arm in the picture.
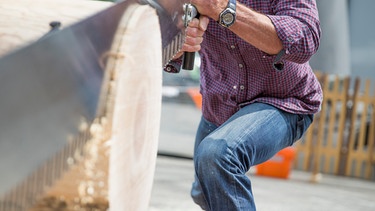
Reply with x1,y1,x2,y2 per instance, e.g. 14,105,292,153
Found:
230,3,283,55
190,0,283,55
191,0,321,63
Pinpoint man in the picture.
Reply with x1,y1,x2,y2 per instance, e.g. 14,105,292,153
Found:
164,0,322,210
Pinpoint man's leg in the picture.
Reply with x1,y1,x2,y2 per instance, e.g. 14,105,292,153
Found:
191,103,312,210
191,116,219,210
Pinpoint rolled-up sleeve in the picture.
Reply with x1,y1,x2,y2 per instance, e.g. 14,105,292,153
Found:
267,0,321,64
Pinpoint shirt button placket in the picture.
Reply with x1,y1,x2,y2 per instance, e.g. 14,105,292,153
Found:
238,63,245,90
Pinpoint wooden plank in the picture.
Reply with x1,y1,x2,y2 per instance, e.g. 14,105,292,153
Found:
369,87,375,173
295,71,323,171
322,76,347,174
369,102,375,179
354,80,374,179
310,73,329,182
335,77,350,174
345,78,361,176
345,79,374,178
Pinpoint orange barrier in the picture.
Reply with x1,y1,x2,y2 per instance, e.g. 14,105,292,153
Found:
187,87,202,110
255,147,296,179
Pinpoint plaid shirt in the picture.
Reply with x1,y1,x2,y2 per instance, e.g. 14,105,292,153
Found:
165,0,322,126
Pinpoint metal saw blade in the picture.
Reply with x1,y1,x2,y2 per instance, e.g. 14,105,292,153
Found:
0,0,137,209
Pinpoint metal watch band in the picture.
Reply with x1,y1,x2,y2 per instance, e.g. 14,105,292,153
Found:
218,0,237,28
228,0,236,11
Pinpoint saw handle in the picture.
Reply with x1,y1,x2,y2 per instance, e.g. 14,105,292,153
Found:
182,52,195,70
182,4,199,70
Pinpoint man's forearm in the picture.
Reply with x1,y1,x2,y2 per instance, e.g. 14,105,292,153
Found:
191,0,283,55
230,3,283,55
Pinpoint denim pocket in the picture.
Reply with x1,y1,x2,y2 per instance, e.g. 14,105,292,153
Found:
295,114,313,142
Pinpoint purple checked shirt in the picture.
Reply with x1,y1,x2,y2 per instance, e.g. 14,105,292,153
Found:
165,0,323,126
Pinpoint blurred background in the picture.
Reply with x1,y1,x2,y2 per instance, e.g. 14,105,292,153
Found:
310,0,375,81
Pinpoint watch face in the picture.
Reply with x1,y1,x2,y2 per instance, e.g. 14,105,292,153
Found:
223,12,234,24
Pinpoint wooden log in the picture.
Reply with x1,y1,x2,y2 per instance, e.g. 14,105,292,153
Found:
0,0,112,57
105,3,162,210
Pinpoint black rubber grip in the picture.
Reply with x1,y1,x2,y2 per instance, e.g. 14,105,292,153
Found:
182,51,195,70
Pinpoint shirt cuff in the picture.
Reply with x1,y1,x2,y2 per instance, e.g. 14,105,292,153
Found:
164,57,182,73
266,15,303,56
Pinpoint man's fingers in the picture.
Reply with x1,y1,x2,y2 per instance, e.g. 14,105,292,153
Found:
188,16,209,31
180,16,209,54
181,35,203,52
185,35,204,46
182,43,201,52
199,16,209,31
187,16,209,37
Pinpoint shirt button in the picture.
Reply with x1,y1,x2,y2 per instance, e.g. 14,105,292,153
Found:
240,85,245,90
239,64,244,68
231,45,236,49
166,66,172,72
233,86,237,90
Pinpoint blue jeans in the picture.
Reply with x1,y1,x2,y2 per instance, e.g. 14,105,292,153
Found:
191,103,313,211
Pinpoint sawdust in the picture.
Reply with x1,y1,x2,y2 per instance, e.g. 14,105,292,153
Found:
31,196,109,211
29,118,111,211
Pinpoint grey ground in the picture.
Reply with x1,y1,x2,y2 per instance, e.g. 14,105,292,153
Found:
150,101,375,211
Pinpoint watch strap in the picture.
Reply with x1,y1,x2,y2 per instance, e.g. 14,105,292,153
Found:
228,0,236,11
218,0,237,28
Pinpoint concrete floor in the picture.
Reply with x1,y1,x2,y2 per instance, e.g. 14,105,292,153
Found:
150,155,375,211
151,101,375,211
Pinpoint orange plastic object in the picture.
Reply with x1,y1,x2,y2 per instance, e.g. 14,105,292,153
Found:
255,147,296,179
187,87,202,110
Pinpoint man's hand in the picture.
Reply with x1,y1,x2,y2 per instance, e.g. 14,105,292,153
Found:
173,15,209,59
191,0,227,21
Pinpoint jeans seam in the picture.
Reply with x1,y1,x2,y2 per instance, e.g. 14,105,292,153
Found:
227,147,246,210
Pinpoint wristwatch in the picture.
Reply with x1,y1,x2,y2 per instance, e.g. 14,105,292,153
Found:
218,0,237,28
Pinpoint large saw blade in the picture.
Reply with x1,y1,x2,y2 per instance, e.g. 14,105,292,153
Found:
0,0,136,209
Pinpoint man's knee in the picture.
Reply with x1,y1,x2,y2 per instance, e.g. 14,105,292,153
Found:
195,138,230,170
